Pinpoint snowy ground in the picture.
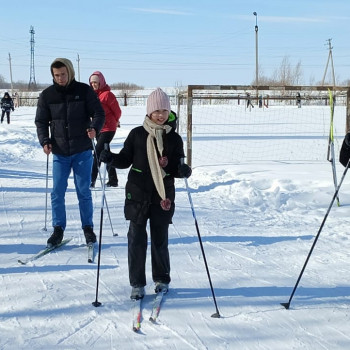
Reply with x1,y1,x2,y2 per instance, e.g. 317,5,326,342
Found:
1,106,350,350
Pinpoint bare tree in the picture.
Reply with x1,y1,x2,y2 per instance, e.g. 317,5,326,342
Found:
274,56,290,85
273,56,302,85
252,57,303,86
0,74,11,89
294,61,303,85
110,82,143,97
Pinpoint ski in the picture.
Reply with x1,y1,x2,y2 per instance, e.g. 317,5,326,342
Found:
149,290,166,323
87,242,95,263
327,89,340,206
18,238,72,265
132,298,143,332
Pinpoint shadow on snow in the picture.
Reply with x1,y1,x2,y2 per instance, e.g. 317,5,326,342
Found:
169,234,314,247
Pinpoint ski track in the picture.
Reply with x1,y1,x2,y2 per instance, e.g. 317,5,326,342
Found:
159,322,207,350
206,240,264,265
1,187,10,229
57,312,102,348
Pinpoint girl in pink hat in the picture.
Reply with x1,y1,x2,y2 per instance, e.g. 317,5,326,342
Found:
100,88,191,300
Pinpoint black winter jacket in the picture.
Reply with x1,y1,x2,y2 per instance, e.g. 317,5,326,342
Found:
109,119,185,225
35,80,105,156
1,97,14,112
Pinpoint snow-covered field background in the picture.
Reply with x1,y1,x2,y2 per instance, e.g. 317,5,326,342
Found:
1,104,350,349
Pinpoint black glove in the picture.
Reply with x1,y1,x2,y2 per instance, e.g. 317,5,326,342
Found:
345,133,350,147
99,149,113,163
178,163,192,178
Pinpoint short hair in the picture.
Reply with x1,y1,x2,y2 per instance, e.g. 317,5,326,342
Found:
51,61,67,70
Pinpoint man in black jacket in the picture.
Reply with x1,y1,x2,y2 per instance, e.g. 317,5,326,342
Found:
35,58,105,247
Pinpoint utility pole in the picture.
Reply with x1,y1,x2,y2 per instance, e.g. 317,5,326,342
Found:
8,53,13,96
28,26,37,90
321,38,335,87
76,53,80,81
253,12,259,101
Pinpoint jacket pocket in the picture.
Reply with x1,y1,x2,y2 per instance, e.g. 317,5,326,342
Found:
124,182,150,224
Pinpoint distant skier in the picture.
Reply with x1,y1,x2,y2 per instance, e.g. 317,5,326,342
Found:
1,92,14,124
13,92,20,108
246,93,254,109
296,92,301,108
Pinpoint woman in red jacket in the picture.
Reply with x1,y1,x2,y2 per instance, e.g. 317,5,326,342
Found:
89,71,122,187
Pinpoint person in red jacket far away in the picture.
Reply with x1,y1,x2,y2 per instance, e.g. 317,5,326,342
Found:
89,71,122,188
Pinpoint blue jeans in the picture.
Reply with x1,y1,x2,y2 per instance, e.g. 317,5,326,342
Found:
51,150,93,230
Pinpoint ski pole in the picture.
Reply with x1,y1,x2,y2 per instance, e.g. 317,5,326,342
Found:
181,159,221,318
281,157,350,310
42,154,49,231
92,140,118,236
92,143,108,307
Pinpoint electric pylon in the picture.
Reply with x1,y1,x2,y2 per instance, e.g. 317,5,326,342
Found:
28,26,37,90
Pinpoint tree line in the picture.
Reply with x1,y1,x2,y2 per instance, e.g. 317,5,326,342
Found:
0,75,144,94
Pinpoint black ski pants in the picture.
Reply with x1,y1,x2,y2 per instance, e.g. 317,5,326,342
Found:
1,110,10,124
128,220,171,287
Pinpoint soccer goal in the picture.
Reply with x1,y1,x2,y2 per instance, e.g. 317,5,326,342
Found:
176,85,350,168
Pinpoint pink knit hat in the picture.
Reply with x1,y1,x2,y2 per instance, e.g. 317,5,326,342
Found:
147,88,171,116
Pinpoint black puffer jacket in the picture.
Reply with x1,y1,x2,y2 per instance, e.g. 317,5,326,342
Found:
109,112,185,225
35,80,105,156
1,94,14,111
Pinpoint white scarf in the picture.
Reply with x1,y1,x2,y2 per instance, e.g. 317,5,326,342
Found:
143,117,172,201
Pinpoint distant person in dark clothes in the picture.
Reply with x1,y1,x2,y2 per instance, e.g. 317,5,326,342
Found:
1,92,14,124
35,58,105,248
296,92,301,108
89,71,122,188
99,88,192,300
246,92,254,109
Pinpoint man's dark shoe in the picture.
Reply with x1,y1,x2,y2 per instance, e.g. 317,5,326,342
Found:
47,226,64,247
83,226,97,244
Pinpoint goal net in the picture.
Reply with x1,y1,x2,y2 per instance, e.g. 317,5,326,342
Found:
176,85,349,168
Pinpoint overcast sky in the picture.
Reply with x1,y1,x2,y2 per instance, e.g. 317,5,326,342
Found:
1,0,349,87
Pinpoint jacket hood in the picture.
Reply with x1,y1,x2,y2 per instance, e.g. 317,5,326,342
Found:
89,71,107,90
166,110,178,130
50,58,75,85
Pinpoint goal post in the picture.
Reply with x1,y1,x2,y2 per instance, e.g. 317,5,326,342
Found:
177,85,350,168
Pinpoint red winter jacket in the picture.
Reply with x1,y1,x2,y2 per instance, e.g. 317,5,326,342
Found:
89,71,121,133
